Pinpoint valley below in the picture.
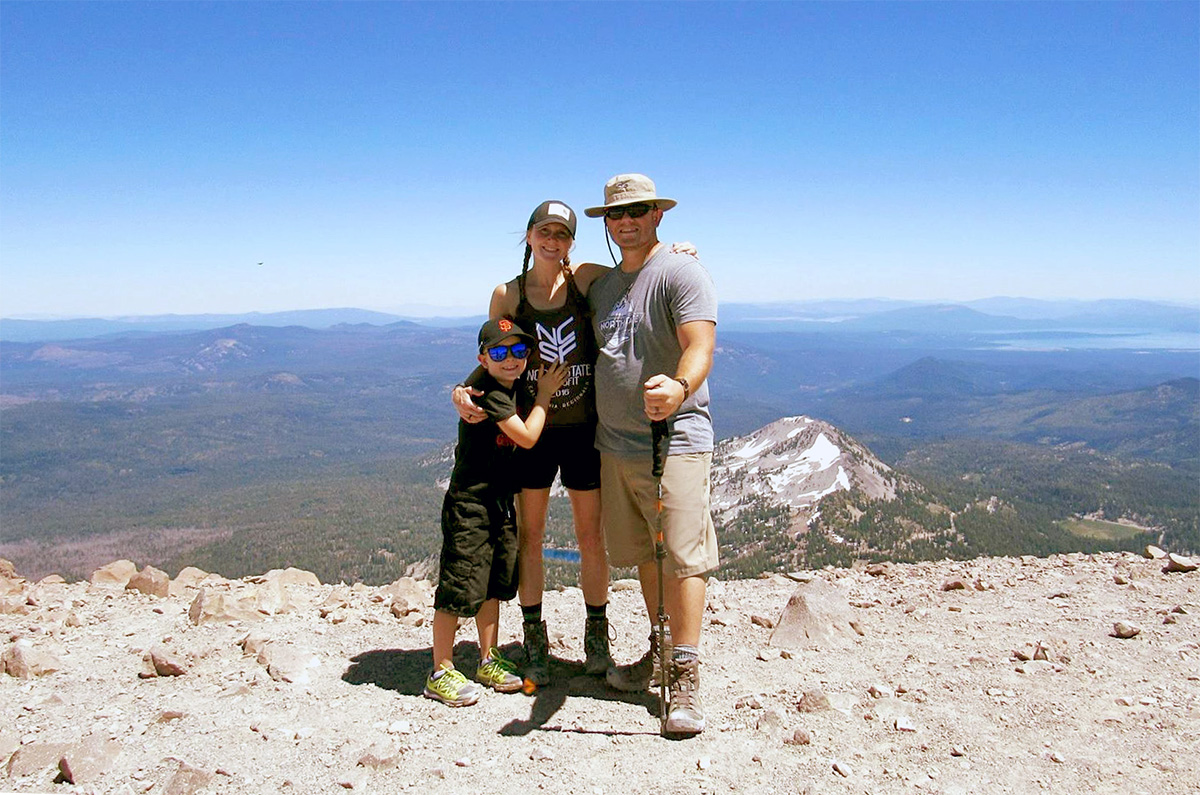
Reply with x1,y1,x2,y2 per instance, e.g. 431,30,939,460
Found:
1,301,1196,585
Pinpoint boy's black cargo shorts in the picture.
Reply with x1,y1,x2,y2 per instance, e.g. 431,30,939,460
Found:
434,482,519,617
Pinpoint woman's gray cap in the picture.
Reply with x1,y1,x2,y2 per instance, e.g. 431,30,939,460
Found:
527,200,577,238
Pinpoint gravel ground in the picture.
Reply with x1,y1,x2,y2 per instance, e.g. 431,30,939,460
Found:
2,551,1197,794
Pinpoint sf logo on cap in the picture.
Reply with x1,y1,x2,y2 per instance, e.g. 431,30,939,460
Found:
498,319,513,332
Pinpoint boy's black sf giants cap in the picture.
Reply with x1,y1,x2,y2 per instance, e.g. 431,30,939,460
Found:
478,317,534,352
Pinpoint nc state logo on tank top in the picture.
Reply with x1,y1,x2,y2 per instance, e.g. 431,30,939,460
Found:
537,317,577,363
524,315,592,415
516,316,595,425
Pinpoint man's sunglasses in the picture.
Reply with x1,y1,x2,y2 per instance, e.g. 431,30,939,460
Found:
604,203,655,221
485,342,531,362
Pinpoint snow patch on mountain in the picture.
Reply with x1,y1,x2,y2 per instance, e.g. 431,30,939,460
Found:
182,338,255,372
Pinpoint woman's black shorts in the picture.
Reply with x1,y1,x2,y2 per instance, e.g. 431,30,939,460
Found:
513,423,600,491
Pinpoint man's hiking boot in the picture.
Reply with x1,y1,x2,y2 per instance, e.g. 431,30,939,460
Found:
476,648,523,692
423,664,482,707
522,620,550,686
605,630,671,692
583,617,613,676
664,656,705,736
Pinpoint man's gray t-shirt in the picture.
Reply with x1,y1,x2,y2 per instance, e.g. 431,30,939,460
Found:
589,246,717,456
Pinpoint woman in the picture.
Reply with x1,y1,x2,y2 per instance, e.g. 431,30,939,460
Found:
453,199,694,686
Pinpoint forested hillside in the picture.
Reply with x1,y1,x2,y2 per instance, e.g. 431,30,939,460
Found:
2,317,1196,583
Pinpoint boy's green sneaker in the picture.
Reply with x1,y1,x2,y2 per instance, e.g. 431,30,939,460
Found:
424,664,482,707
476,648,523,692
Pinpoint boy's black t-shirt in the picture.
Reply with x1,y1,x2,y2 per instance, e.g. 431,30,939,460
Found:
449,372,519,493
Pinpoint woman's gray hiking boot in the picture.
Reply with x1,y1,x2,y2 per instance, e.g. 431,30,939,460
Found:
605,630,671,692
664,656,705,736
522,620,550,686
583,617,613,676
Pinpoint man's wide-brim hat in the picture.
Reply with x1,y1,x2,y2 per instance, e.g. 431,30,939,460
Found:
584,173,677,217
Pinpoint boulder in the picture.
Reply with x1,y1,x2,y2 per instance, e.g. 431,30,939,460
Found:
769,577,863,649
5,741,71,777
141,645,189,677
1164,553,1198,574
0,560,23,596
240,631,272,658
785,728,812,745
0,595,29,615
319,587,352,618
0,730,18,767
262,566,321,587
381,577,431,611
254,578,295,615
796,688,832,713
2,639,62,678
127,565,171,598
90,559,138,589
1112,622,1141,639
164,760,214,795
58,736,122,784
188,588,262,625
169,566,213,597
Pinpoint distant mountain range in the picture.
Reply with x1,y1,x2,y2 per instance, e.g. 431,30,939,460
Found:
0,308,1195,580
3,298,1196,342
0,309,486,343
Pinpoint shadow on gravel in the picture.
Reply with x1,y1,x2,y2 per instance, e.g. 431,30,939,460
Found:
341,640,525,696
497,655,661,738
342,643,661,736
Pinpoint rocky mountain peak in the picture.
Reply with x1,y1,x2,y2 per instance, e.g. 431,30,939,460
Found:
711,415,901,527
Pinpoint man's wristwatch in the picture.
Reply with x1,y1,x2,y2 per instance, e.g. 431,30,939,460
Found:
675,377,690,401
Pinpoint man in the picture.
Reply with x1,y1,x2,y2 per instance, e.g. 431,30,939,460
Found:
583,173,718,736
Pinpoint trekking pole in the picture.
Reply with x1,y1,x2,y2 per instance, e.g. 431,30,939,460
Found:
651,419,670,735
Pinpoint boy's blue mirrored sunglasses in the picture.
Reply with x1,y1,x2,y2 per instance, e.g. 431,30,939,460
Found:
486,342,530,362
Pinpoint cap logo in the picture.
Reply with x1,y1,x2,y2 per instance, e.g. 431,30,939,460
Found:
498,319,513,333
547,202,571,220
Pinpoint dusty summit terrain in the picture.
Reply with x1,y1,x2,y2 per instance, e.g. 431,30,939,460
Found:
1,551,1197,795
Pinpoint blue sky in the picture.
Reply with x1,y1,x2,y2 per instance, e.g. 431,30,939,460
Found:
2,1,1197,318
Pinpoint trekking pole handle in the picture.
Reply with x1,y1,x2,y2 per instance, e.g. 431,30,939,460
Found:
651,420,668,478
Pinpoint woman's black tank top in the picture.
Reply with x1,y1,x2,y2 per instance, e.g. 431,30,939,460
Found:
512,267,598,427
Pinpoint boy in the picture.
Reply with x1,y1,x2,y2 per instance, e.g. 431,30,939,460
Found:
426,317,568,706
